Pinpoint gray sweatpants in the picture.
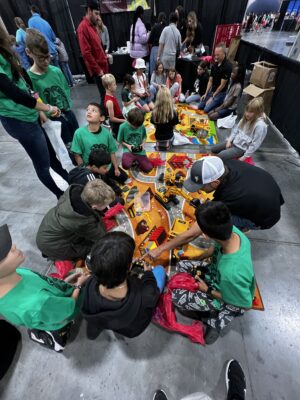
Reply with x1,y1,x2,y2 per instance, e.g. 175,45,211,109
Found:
210,142,245,160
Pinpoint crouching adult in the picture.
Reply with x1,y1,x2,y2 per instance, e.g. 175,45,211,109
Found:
36,179,115,261
149,202,255,344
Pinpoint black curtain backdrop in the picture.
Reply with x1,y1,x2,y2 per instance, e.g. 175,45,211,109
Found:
236,39,300,154
0,0,248,74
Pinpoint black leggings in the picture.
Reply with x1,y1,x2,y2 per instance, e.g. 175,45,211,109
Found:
1,116,68,198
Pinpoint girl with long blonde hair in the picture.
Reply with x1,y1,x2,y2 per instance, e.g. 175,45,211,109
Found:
183,11,204,53
151,86,179,150
211,97,267,161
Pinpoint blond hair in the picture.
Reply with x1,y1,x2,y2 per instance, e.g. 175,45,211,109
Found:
102,73,116,90
152,86,175,124
14,17,26,30
81,179,115,206
186,11,197,42
239,97,265,132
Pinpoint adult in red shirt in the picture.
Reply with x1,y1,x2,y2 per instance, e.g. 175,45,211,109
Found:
77,0,108,108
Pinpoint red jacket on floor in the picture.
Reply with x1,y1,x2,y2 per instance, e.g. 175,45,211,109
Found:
77,17,108,77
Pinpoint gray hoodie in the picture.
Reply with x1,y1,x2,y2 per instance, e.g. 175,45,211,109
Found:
229,117,267,157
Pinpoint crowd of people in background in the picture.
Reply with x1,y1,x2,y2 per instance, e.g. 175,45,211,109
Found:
0,1,286,398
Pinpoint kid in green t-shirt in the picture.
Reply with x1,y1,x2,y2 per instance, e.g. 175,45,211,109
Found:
147,201,255,345
71,102,128,184
25,28,78,145
0,224,89,352
117,108,152,173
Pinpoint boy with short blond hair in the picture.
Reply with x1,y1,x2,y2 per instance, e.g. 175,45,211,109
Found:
36,179,115,261
25,28,78,145
102,73,125,137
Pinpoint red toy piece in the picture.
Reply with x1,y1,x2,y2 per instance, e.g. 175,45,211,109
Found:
49,260,74,280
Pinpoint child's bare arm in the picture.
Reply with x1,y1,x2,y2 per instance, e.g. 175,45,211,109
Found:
106,100,125,123
74,153,84,165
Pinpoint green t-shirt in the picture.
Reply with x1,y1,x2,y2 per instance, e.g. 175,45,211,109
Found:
0,54,38,122
0,268,82,331
205,226,255,309
117,121,146,155
71,125,118,165
27,65,72,111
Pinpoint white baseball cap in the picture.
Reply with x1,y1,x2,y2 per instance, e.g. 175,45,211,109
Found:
183,156,225,192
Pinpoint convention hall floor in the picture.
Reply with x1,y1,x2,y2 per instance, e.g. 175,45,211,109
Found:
0,83,300,400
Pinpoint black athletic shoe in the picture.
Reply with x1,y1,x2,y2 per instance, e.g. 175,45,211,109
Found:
153,390,168,400
28,323,72,352
205,326,220,345
225,359,246,400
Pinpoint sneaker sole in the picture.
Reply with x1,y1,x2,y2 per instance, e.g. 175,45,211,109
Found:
225,359,247,397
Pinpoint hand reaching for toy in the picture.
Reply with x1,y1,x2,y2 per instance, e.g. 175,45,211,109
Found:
147,247,163,261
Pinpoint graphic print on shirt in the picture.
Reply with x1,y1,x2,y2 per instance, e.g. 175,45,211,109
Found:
127,132,142,147
43,85,69,110
91,143,108,152
33,271,73,292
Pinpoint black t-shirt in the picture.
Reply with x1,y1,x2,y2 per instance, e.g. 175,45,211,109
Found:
193,72,209,96
148,22,166,47
210,58,232,92
151,111,179,141
213,160,284,229
191,22,203,47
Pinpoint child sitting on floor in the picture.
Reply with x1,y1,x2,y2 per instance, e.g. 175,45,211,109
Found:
81,231,166,339
149,62,167,101
26,29,78,146
166,68,182,103
208,65,245,121
121,74,139,117
132,58,154,112
0,224,89,352
171,202,255,345
210,97,267,161
71,102,128,184
117,108,152,173
68,147,124,205
184,60,209,105
151,86,179,151
102,73,126,137
36,179,115,261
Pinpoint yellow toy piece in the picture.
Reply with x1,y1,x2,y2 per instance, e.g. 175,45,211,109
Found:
168,218,190,240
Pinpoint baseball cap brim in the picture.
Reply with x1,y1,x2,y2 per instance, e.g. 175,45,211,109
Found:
183,177,204,192
0,224,12,262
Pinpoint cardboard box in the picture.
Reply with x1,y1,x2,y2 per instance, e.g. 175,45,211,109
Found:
250,61,277,89
243,84,275,115
227,36,241,63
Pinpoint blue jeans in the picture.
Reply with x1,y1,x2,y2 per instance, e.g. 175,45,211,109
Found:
149,84,158,101
198,91,226,113
50,53,60,68
149,46,158,78
186,93,201,104
152,265,166,293
232,215,259,230
59,61,74,86
0,116,68,198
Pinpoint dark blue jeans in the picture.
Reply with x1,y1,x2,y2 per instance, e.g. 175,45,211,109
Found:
59,61,74,87
232,215,259,231
0,116,68,198
198,90,226,113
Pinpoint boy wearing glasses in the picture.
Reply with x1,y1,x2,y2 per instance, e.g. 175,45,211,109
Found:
26,28,79,146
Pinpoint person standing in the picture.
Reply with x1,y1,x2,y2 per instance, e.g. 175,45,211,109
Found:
198,43,232,113
175,5,186,41
77,0,108,109
96,15,110,52
148,12,166,77
28,5,59,67
0,26,68,199
130,6,149,60
55,37,74,87
157,12,181,71
14,17,30,70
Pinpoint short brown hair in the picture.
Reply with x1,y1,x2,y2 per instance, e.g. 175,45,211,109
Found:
127,108,145,127
25,28,49,54
81,179,115,206
102,73,116,90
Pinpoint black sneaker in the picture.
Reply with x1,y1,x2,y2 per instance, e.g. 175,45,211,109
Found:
225,359,246,400
28,323,72,352
205,326,220,345
153,390,168,400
